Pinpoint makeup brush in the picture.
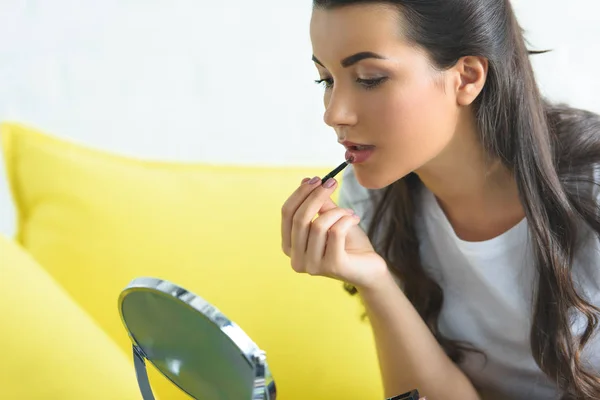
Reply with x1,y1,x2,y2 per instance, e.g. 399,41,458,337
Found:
320,156,354,185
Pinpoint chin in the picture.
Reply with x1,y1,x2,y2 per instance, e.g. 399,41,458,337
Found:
354,166,409,190
354,171,396,190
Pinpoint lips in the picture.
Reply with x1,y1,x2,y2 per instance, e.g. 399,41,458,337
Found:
340,140,375,150
341,141,375,164
347,144,374,151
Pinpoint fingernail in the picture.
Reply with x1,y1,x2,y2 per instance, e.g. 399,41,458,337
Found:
323,178,336,188
308,176,320,185
301,177,310,184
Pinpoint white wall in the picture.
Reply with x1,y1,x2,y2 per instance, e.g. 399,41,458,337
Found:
1,0,599,237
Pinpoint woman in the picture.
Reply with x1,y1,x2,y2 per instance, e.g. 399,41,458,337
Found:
280,1,600,399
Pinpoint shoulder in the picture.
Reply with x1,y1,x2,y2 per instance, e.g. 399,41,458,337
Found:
572,230,600,367
337,165,383,232
574,164,600,298
337,165,371,211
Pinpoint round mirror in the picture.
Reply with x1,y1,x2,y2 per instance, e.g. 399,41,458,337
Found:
118,277,276,400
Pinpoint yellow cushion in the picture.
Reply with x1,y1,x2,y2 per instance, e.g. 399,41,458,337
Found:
1,122,383,400
0,233,142,399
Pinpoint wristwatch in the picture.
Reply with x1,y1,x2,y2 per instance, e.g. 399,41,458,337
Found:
386,389,420,400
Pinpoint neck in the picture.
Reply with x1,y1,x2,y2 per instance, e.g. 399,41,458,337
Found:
414,114,525,241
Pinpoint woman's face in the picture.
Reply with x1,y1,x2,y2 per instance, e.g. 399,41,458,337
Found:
310,4,462,189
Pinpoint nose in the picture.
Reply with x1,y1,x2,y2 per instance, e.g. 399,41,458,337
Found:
323,87,357,128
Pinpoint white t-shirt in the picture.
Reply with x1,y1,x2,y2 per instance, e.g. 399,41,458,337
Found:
337,165,600,400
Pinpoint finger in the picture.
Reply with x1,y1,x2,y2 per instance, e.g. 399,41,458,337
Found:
316,190,340,216
305,207,354,274
281,176,322,255
324,213,361,262
291,178,339,258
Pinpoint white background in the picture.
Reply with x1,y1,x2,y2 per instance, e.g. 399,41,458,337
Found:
1,0,599,236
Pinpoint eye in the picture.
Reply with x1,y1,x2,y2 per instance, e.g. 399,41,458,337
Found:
314,77,334,90
356,77,388,90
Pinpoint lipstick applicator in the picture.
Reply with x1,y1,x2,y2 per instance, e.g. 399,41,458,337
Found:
320,156,354,186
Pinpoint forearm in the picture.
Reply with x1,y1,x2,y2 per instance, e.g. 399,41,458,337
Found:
359,272,480,400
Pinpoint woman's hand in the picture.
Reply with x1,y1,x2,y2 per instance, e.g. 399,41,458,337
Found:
281,176,389,290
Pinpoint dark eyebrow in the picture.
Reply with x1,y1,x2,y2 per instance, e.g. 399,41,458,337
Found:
312,51,387,68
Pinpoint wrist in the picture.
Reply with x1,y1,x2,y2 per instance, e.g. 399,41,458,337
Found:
355,257,398,296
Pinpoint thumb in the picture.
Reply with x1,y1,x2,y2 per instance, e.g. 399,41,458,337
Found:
318,195,339,215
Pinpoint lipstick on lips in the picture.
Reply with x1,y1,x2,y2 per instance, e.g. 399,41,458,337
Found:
341,140,376,164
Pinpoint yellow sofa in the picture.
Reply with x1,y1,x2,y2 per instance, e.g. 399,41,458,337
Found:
0,122,383,399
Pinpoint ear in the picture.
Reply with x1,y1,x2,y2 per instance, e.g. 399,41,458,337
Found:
453,56,488,106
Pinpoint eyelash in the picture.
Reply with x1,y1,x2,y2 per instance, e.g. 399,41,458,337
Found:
314,77,387,90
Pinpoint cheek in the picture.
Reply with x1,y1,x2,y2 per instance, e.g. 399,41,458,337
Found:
356,78,458,184
371,79,457,147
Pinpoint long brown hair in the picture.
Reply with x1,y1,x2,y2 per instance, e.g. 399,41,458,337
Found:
313,0,600,398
